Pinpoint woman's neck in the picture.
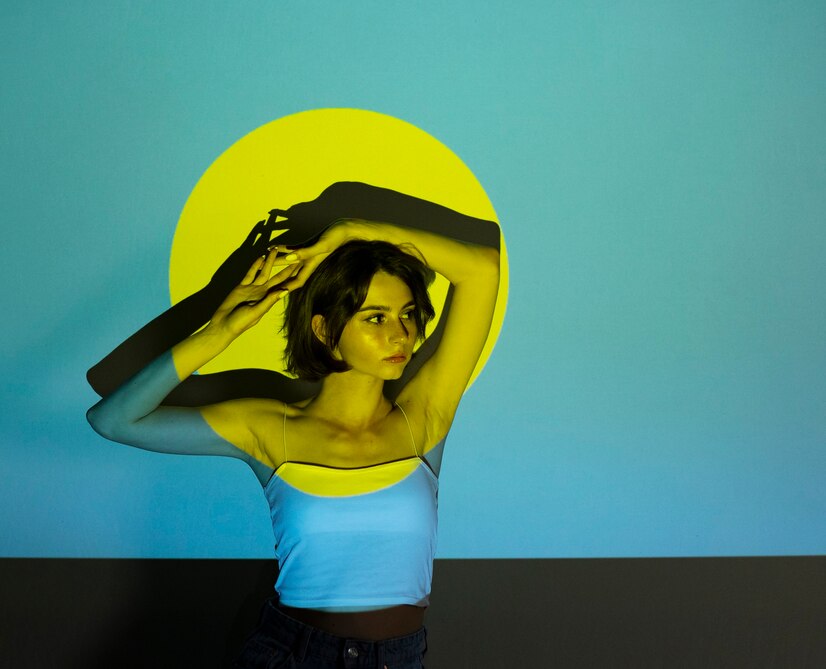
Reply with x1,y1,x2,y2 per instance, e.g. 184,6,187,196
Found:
305,372,392,430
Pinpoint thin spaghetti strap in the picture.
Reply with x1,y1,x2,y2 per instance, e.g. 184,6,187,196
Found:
282,401,289,464
395,402,419,457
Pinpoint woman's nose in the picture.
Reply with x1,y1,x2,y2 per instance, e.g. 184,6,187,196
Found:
389,319,410,342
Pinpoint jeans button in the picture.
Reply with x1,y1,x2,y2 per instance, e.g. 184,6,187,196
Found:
346,646,359,658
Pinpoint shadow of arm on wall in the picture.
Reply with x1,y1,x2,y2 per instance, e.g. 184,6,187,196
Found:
87,182,499,406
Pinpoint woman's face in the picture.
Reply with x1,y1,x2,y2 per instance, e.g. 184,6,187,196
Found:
334,271,418,380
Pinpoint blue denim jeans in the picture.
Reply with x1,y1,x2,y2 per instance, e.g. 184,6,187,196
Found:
233,599,427,669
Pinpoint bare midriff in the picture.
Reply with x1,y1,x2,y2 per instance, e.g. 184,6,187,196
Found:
279,604,425,640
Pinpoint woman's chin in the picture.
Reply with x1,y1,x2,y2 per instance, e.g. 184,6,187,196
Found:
385,359,411,375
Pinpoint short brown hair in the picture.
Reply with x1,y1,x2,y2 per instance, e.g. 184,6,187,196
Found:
283,240,436,380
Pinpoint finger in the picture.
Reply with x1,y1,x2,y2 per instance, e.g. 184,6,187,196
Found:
267,243,295,256
246,287,289,320
272,254,300,272
233,285,287,321
281,256,323,292
265,261,299,287
240,256,266,285
266,242,288,255
254,247,279,285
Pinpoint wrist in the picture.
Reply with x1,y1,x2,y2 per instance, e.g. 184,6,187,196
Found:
336,218,384,244
196,322,236,350
329,218,363,243
170,325,234,379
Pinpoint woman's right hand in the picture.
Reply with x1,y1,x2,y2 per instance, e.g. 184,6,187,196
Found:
278,219,361,292
208,247,298,340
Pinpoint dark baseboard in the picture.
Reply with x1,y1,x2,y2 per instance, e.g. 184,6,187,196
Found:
1,557,824,668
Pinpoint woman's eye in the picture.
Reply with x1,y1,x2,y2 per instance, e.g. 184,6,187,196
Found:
367,314,385,324
401,311,414,320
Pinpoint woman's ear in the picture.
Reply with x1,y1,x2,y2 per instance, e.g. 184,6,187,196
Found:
311,314,327,345
312,314,344,361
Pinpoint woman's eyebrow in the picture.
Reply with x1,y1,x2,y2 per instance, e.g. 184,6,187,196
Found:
357,300,416,312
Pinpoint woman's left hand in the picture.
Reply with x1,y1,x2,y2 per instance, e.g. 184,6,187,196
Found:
207,248,299,340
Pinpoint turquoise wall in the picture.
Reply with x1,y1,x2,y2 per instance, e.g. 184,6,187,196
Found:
1,1,824,557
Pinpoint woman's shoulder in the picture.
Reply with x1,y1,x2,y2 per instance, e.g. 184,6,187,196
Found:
203,396,286,425
197,397,285,466
282,397,313,416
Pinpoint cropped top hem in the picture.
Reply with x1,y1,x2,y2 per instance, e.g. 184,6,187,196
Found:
275,594,431,609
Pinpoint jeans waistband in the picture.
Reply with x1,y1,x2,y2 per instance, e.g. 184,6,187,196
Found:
260,599,427,668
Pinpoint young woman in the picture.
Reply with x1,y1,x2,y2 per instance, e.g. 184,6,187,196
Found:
87,215,500,668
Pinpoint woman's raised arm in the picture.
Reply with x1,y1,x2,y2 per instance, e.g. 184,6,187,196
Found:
88,183,498,407
86,251,295,482
283,219,501,446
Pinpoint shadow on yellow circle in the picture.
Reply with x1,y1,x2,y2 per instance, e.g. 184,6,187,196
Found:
170,109,508,493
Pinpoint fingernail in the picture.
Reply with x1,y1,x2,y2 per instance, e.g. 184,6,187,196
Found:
284,253,298,261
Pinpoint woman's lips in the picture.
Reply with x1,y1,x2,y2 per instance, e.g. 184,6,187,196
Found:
383,355,408,363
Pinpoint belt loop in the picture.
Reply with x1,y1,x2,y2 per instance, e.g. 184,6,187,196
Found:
294,626,312,663
376,640,385,669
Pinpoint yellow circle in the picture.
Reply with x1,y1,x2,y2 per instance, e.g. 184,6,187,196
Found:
170,108,508,385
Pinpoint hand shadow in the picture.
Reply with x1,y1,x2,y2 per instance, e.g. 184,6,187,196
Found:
87,182,499,406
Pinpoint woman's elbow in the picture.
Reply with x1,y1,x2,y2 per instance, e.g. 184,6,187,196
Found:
86,403,119,441
476,246,500,278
